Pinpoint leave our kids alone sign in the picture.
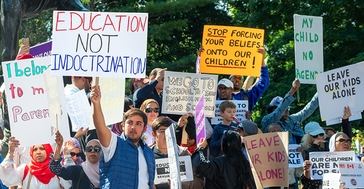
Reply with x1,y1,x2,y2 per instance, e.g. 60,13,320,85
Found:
51,11,148,77
200,25,264,77
294,14,323,84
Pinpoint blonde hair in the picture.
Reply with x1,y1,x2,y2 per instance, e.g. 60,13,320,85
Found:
140,99,159,112
301,134,325,151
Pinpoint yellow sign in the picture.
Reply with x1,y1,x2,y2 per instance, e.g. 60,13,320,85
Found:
200,25,264,76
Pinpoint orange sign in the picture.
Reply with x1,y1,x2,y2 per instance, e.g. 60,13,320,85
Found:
200,25,264,76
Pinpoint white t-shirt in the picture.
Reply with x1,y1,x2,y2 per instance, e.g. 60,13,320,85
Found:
102,133,150,188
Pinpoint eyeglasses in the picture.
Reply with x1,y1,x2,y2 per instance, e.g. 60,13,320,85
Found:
336,138,352,143
85,146,101,153
145,108,159,113
312,133,325,138
70,152,81,157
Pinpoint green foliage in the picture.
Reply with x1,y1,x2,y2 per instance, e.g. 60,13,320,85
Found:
17,0,364,131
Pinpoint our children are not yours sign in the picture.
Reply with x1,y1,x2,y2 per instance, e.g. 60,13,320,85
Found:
51,11,148,78
294,14,323,84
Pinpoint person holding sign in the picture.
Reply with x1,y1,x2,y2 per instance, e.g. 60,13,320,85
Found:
230,48,270,111
300,107,354,188
50,131,101,189
210,101,238,157
262,79,319,144
0,137,60,188
150,116,194,189
193,130,256,189
91,85,155,189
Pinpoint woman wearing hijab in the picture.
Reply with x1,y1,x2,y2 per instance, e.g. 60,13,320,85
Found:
0,137,59,188
301,106,353,189
193,130,256,189
50,131,101,189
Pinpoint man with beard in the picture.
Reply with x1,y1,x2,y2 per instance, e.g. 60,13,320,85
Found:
91,85,155,189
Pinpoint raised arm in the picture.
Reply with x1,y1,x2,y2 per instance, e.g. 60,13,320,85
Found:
341,106,353,139
91,85,111,147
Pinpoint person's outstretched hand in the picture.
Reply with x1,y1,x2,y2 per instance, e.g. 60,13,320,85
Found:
90,85,101,105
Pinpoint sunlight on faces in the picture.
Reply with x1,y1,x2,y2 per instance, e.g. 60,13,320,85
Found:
145,102,159,123
335,134,351,151
85,140,101,164
32,145,46,163
123,115,146,143
220,108,236,122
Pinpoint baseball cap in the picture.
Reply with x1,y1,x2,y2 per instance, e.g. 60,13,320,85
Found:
218,78,233,88
237,120,258,136
269,96,283,107
304,121,325,136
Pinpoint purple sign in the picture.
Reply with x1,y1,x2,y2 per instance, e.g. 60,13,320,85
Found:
195,95,206,143
30,41,52,57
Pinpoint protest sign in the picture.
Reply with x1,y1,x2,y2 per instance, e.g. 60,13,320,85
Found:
162,71,218,117
211,100,248,125
166,124,182,189
65,89,92,131
244,132,289,187
288,144,304,168
155,156,193,185
294,14,323,84
195,94,206,143
316,62,364,121
200,25,264,76
322,173,341,189
51,11,148,78
97,78,125,125
339,162,364,188
30,41,52,57
309,151,356,180
44,72,70,140
325,112,362,126
2,57,53,145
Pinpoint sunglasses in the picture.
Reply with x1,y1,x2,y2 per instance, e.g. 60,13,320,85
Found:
85,146,101,153
145,108,159,113
218,86,228,90
70,152,81,157
312,133,325,138
336,138,352,143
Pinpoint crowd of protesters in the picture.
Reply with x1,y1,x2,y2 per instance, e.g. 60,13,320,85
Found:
0,39,363,189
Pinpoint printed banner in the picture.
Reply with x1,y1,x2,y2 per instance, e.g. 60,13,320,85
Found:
294,14,323,84
162,71,218,117
322,173,341,189
309,151,356,180
155,156,193,184
51,11,148,78
200,25,264,76
316,62,364,121
30,41,52,57
339,162,364,188
2,57,53,145
288,144,304,168
244,132,289,187
211,100,248,125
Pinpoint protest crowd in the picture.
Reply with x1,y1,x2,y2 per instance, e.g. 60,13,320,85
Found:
0,8,364,189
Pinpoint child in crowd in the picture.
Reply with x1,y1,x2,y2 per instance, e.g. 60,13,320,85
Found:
209,100,238,157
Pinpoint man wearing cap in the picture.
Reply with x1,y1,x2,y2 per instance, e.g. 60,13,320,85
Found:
230,48,269,111
261,79,319,144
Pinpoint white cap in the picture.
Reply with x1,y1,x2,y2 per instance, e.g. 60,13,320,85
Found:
217,78,233,88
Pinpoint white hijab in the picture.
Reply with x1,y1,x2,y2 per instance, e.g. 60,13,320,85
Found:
81,139,100,188
329,132,346,152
